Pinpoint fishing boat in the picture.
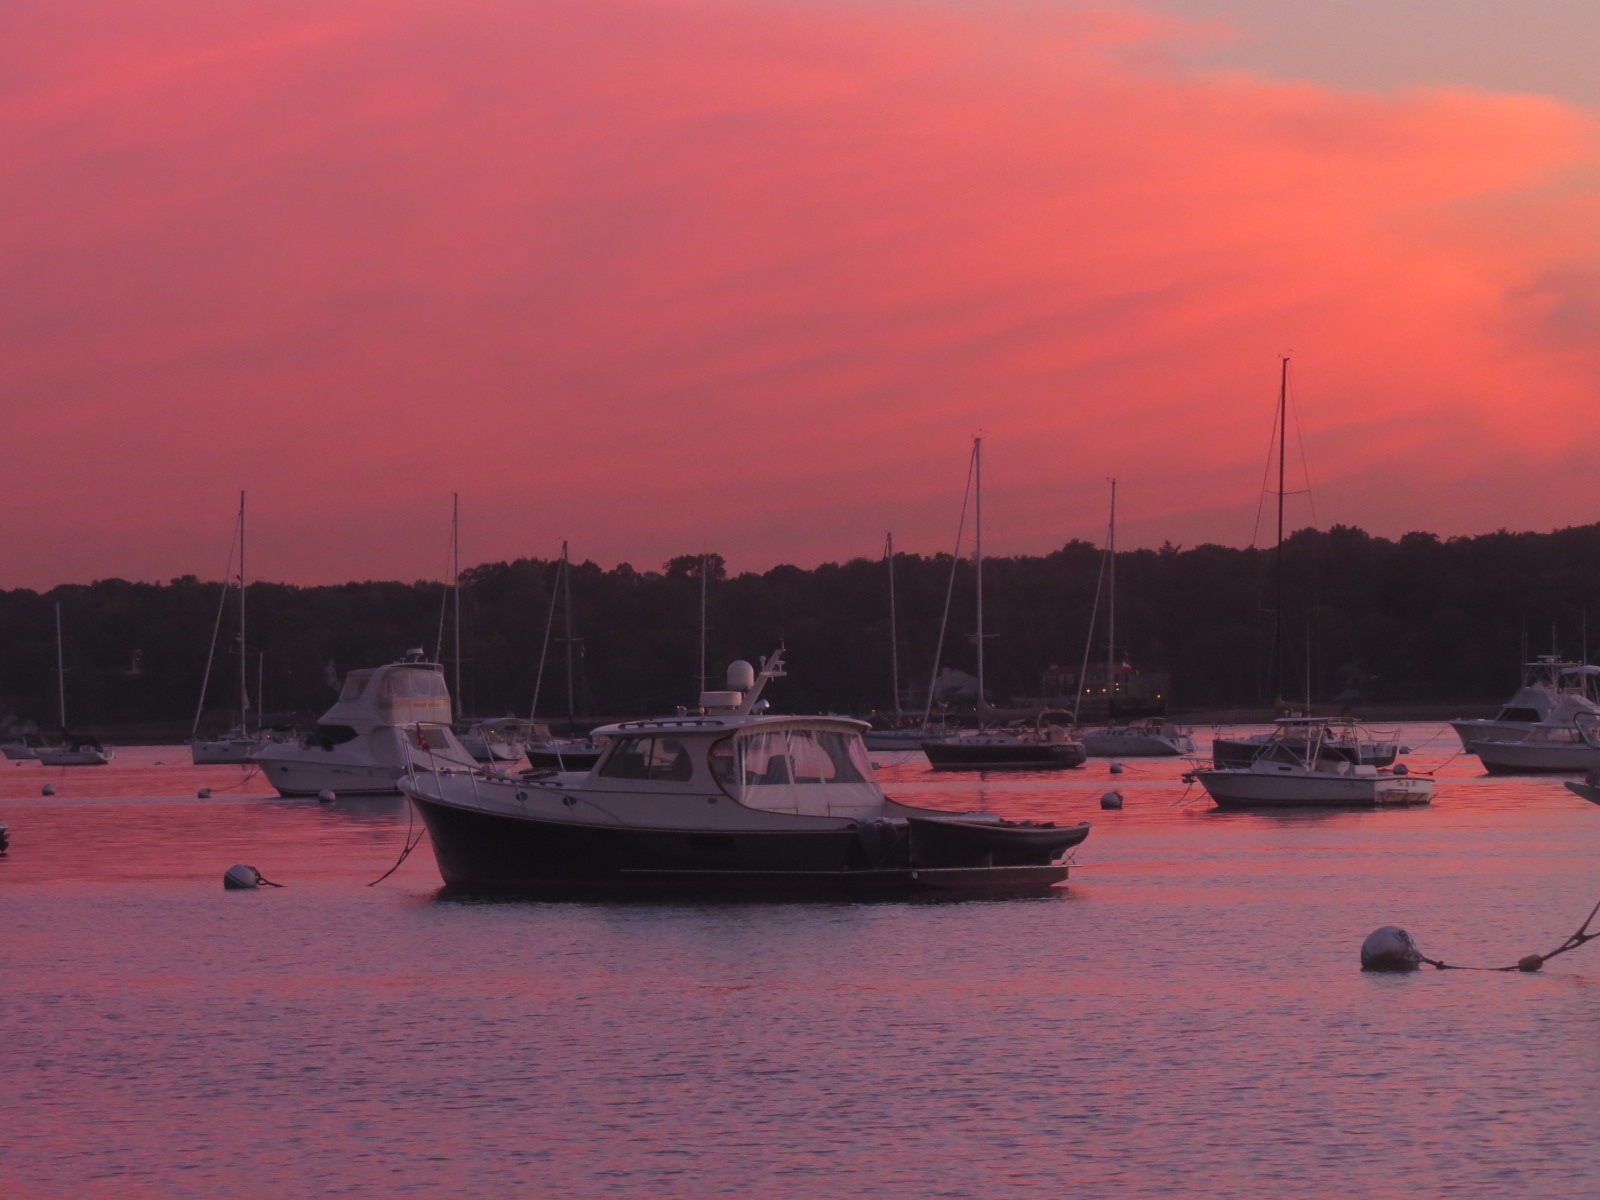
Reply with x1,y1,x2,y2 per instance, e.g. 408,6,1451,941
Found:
1079,718,1195,758
918,438,1088,771
191,493,270,765
400,651,1090,894
1471,717,1600,774
37,603,113,766
1193,717,1431,807
1450,657,1600,751
252,652,476,796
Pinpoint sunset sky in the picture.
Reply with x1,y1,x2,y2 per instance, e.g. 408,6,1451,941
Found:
5,0,1600,587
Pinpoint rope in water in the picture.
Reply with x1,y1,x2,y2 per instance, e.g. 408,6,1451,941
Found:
1422,896,1600,973
367,795,426,887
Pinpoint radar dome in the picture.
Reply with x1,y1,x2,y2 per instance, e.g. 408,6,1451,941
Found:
726,660,756,691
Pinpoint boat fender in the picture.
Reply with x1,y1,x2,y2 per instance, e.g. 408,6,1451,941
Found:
1392,763,1408,776
1360,925,1424,971
0,821,9,853
1100,791,1123,810
317,790,336,803
41,784,55,796
1109,762,1125,775
198,788,212,798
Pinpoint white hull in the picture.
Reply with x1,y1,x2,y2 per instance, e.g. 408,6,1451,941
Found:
253,756,408,796
1196,764,1432,807
1078,731,1194,757
1449,719,1538,750
191,737,266,765
37,747,114,766
1472,739,1600,773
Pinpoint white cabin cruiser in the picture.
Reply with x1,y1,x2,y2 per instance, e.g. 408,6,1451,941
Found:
253,653,475,797
457,717,531,763
1450,658,1600,751
1078,718,1195,757
1193,717,1432,807
400,652,1091,894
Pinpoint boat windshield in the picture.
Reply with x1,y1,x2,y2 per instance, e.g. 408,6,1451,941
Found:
726,727,881,818
600,736,695,782
339,672,373,701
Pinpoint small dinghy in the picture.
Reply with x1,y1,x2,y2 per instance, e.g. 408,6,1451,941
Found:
401,652,1090,894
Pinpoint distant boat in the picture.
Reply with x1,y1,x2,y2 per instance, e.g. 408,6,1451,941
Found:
1211,725,1396,769
191,492,269,765
1,733,41,760
400,650,1091,894
252,652,475,796
1471,715,1600,774
1079,718,1195,758
1193,718,1432,807
458,717,532,764
524,723,605,771
918,437,1087,772
1450,657,1600,751
39,602,113,766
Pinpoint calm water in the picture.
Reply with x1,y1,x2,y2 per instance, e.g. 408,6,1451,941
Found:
6,726,1600,1198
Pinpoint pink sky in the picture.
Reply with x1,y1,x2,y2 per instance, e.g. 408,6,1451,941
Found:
4,0,1600,586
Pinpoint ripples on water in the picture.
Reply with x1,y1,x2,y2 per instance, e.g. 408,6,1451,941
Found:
5,726,1600,1197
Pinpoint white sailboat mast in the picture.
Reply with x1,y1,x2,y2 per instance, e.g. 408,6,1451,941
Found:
973,436,985,714
1106,478,1116,701
55,601,65,732
886,532,902,717
238,490,248,734
451,492,462,705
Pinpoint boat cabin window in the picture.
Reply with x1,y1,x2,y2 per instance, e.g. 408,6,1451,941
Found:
383,669,449,699
305,724,360,749
339,672,373,702
709,739,736,787
738,729,870,786
409,725,455,752
600,736,695,782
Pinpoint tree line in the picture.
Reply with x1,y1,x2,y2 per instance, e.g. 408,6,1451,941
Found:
6,522,1599,733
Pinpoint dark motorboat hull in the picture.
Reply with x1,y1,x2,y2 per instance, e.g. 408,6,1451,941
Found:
408,791,1083,895
920,740,1087,771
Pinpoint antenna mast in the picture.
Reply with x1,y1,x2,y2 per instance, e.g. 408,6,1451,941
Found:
1106,478,1117,710
451,492,461,706
886,532,901,717
238,490,248,734
1271,356,1288,706
972,437,985,716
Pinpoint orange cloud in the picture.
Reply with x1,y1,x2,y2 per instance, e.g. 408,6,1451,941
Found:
2,0,1598,584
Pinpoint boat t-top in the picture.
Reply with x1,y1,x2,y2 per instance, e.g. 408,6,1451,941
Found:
1450,657,1600,752
1192,717,1432,807
253,651,475,796
399,651,1091,893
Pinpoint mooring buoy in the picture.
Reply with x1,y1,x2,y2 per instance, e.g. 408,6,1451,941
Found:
224,864,261,890
317,789,336,803
0,821,9,853
41,784,55,796
197,788,212,799
1101,790,1124,810
1361,925,1424,971
1109,762,1125,775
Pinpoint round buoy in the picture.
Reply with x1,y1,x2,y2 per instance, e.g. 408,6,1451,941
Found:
1360,925,1424,971
1392,763,1408,777
0,821,9,853
41,784,55,797
317,789,336,803
1101,790,1124,810
1109,762,1125,775
197,788,212,799
1399,745,1411,755
224,864,261,890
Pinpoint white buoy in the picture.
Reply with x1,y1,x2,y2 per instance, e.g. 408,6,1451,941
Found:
41,784,55,796
1101,790,1124,810
1109,762,1125,775
224,864,261,890
1361,925,1424,971
317,789,336,803
197,788,212,799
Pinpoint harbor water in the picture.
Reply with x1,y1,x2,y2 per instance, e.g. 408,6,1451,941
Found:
6,724,1600,1197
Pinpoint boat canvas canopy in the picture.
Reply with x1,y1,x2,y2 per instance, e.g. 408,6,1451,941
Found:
721,726,883,819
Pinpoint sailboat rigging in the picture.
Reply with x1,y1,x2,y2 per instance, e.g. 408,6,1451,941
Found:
39,601,114,766
191,492,266,765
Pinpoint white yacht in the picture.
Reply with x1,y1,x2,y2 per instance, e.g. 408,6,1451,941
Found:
457,717,532,763
253,652,475,797
400,652,1090,893
1450,658,1600,751
1078,718,1195,757
1193,717,1432,807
